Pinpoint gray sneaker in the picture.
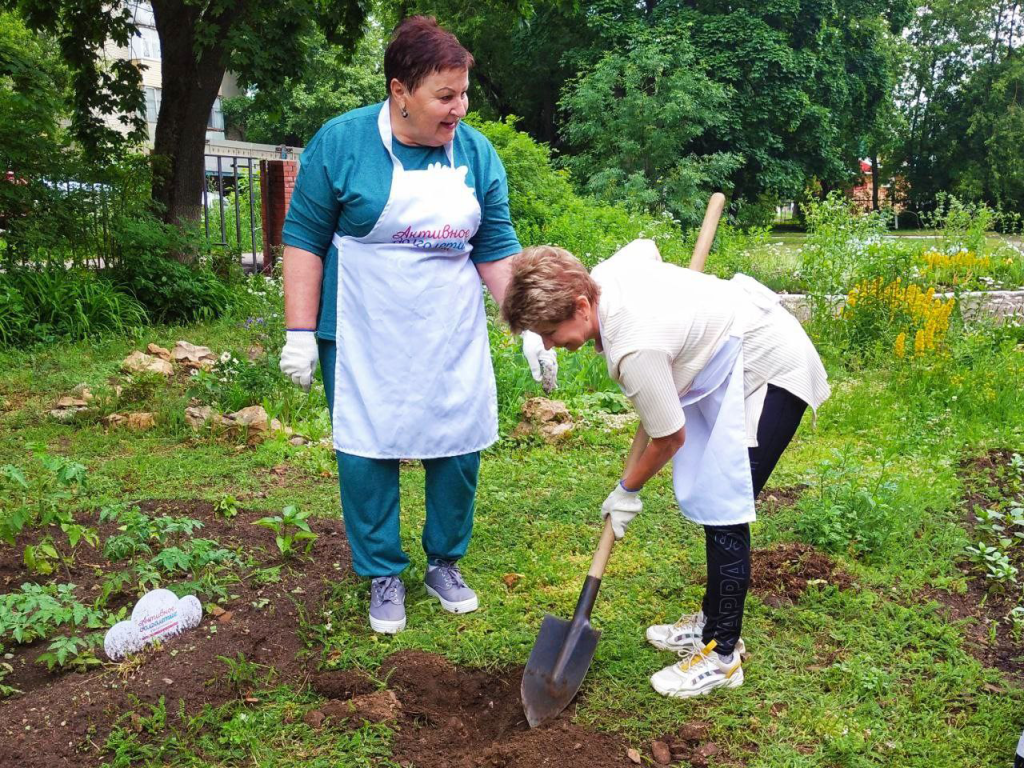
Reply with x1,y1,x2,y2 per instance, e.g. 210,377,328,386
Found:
369,576,406,634
424,560,479,614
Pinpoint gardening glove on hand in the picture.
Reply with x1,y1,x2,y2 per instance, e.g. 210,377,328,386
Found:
280,330,319,392
601,482,642,540
521,331,558,392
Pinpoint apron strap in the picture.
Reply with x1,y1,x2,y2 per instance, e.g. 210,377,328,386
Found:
378,99,455,169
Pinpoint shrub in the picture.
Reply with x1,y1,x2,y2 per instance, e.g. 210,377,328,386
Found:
794,452,906,562
0,268,147,344
111,254,233,324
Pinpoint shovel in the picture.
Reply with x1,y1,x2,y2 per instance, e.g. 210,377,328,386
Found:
521,192,727,728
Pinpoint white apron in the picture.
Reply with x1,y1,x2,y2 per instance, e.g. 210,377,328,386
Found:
330,101,497,459
671,335,756,526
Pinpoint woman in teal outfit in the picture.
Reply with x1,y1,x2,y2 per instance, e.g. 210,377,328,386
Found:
278,16,554,634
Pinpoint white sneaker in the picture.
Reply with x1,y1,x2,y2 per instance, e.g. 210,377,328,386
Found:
646,611,745,655
650,640,744,698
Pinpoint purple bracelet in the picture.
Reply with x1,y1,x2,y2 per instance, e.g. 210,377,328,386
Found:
619,479,642,493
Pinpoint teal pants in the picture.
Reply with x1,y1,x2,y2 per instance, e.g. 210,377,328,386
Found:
318,340,480,578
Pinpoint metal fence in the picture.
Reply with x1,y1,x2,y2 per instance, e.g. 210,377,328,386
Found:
202,154,263,271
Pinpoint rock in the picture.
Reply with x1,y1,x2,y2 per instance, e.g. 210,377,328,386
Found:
677,722,710,742
225,405,269,430
103,412,156,430
147,343,172,361
626,748,642,764
289,436,308,446
522,397,571,424
219,405,271,445
321,690,401,725
185,405,214,430
122,351,173,377
303,709,325,729
171,340,216,364
56,396,90,409
513,397,575,444
70,384,94,400
652,740,671,765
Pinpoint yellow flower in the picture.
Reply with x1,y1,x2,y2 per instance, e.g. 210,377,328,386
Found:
894,332,906,359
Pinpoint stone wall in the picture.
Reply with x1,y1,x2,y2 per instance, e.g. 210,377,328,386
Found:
779,290,1024,325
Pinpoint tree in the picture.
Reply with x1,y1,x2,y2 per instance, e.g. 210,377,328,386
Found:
2,0,368,234
222,21,385,147
559,32,741,227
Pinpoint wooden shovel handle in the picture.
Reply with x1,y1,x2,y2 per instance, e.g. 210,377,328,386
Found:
689,192,726,273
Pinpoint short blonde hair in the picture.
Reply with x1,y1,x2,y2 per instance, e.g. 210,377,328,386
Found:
501,246,600,334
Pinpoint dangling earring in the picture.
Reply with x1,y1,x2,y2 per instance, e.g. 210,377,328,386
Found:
400,105,409,119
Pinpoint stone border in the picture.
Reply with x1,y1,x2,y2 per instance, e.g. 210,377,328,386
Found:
779,290,1024,324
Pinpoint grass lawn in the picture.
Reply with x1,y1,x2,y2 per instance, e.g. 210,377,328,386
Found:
1,309,1023,767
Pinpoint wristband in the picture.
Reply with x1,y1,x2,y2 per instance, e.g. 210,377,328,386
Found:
619,479,642,494
286,328,316,333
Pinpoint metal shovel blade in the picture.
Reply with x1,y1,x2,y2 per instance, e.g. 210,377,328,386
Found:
521,612,601,728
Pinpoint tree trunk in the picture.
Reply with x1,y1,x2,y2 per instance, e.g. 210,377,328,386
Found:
871,153,880,211
150,1,235,253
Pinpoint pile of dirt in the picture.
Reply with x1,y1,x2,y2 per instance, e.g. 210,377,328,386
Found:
306,651,654,768
754,484,806,517
751,542,852,605
0,499,352,768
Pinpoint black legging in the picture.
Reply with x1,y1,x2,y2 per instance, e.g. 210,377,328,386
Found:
700,384,808,655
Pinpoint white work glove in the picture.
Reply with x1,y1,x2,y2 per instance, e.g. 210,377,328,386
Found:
521,331,558,392
601,481,642,540
279,330,319,392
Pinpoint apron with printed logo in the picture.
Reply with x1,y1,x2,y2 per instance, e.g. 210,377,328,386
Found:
671,335,756,526
330,101,497,459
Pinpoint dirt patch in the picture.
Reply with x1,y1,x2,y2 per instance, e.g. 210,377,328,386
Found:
312,651,646,768
0,499,352,768
755,484,806,517
751,543,853,605
918,449,1024,680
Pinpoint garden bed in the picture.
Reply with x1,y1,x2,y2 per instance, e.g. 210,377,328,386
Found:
0,499,350,767
919,450,1024,681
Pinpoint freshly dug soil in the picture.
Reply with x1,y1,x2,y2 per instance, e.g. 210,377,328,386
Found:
754,484,806,518
919,450,1024,680
309,651,648,768
0,499,352,768
751,542,853,605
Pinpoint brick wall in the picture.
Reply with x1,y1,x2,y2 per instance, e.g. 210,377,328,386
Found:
260,159,299,274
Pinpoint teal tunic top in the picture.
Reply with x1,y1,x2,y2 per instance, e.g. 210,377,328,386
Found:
281,102,521,341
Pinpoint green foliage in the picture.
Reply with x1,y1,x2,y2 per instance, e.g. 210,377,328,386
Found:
188,350,288,413
559,32,741,228
36,632,103,672
214,494,240,519
255,505,317,558
0,445,87,545
472,115,692,268
962,453,1024,596
0,660,20,698
0,268,147,345
110,252,234,325
794,452,905,561
0,582,108,645
223,23,386,146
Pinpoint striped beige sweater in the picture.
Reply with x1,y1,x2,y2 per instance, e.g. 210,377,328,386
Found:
592,240,830,445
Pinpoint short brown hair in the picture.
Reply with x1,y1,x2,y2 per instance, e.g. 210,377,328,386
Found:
501,246,600,334
384,16,475,94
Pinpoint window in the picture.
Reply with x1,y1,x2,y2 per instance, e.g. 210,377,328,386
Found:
130,26,161,60
144,86,161,123
208,96,224,131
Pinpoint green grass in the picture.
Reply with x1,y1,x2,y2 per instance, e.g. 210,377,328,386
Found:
2,306,1024,767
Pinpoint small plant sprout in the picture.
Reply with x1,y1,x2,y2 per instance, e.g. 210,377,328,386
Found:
214,494,240,519
254,505,317,557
